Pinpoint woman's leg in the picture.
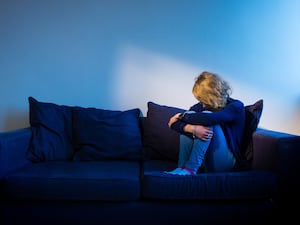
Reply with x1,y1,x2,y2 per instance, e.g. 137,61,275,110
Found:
165,111,235,175
179,124,236,174
183,135,211,174
164,134,193,175
203,124,236,172
168,133,212,175
178,134,194,168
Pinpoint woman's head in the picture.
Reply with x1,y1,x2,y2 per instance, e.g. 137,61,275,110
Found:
192,71,232,110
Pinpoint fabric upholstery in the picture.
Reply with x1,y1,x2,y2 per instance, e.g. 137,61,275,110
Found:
142,160,278,200
4,161,141,201
0,128,31,179
141,102,184,161
72,107,143,161
27,97,74,162
27,97,143,162
241,99,264,162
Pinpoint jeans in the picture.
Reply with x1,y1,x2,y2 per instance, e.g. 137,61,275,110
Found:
178,124,236,173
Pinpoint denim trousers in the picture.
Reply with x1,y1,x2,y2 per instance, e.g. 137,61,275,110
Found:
178,124,236,173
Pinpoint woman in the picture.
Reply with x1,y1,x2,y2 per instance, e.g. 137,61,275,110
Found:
166,71,245,175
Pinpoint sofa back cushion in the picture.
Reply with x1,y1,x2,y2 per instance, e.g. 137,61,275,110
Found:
27,97,143,162
27,97,74,162
141,102,184,161
72,107,143,161
240,99,263,163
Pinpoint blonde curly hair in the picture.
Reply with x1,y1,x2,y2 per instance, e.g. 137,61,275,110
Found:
192,71,232,110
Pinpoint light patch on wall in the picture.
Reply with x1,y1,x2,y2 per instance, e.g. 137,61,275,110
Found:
113,45,300,135
259,97,300,136
228,77,300,136
112,45,200,115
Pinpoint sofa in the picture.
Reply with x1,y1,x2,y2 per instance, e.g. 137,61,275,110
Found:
0,97,300,225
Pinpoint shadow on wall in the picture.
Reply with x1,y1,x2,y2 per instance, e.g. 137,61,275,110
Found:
4,109,29,131
292,97,300,134
281,96,300,136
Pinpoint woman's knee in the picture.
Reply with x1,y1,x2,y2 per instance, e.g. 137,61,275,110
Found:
180,134,193,143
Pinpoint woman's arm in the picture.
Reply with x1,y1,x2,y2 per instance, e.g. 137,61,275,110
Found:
184,124,213,141
169,114,213,141
181,99,244,126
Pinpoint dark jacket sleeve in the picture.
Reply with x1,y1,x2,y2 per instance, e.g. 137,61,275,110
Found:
170,120,190,137
182,99,244,126
170,102,202,136
170,99,244,134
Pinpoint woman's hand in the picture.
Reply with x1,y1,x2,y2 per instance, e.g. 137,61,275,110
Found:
168,113,182,128
193,125,213,141
184,124,213,141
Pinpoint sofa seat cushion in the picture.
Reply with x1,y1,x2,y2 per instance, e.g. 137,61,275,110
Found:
4,161,141,201
142,160,278,200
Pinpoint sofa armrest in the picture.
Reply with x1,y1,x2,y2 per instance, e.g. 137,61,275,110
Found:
252,128,300,203
252,128,300,172
0,127,32,179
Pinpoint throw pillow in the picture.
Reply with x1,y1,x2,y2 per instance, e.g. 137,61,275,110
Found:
27,97,74,162
72,107,143,161
142,101,185,161
241,99,264,162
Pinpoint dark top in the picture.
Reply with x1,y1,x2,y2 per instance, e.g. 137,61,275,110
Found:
171,98,246,168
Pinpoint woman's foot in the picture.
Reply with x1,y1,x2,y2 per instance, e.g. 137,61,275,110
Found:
181,167,195,175
178,167,194,175
164,167,194,175
164,168,183,175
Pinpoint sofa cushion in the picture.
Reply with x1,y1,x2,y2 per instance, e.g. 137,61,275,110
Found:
241,99,264,162
4,161,141,201
142,160,278,200
72,107,143,161
142,102,184,161
27,97,74,162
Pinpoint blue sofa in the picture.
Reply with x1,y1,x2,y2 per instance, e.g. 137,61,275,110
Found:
0,97,299,225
